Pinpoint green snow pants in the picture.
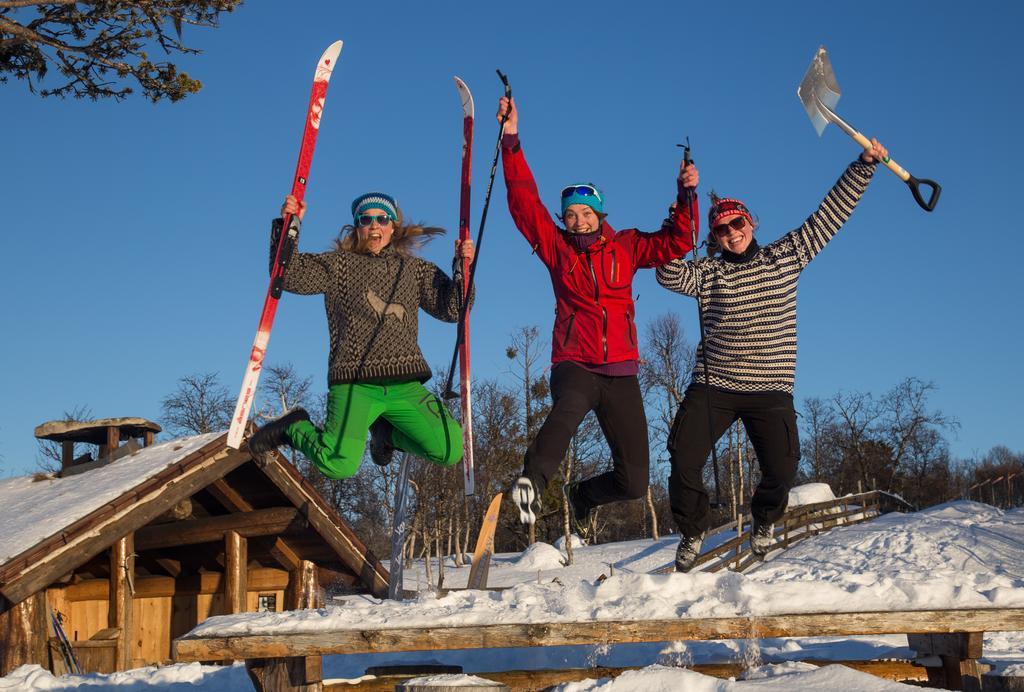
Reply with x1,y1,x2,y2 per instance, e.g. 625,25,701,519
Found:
286,380,463,479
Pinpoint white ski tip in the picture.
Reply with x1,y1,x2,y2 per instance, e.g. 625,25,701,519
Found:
453,75,474,117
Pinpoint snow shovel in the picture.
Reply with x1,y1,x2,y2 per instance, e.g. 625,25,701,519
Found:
798,45,941,212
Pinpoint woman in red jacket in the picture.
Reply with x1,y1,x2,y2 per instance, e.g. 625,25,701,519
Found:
497,96,698,536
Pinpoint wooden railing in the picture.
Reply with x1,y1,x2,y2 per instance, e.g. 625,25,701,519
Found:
965,472,1023,509
173,607,1024,692
653,490,915,574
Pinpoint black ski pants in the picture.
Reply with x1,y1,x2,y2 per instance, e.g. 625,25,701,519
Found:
668,384,800,539
524,362,649,512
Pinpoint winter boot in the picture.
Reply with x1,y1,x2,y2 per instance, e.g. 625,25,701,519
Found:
563,482,593,541
750,518,775,557
512,476,541,525
248,408,310,455
368,417,397,467
675,533,705,573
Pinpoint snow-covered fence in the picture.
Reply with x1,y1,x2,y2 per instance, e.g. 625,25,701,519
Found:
654,489,914,575
966,473,1023,509
172,607,1024,691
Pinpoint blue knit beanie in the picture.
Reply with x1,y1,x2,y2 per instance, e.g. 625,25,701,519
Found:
351,192,398,223
560,183,604,216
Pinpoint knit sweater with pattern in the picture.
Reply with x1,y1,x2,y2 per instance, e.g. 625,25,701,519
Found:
274,225,470,385
655,159,876,394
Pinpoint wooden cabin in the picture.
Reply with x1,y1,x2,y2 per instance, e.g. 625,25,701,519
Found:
0,417,388,676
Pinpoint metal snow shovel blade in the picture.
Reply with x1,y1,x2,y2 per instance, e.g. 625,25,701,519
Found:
798,45,941,212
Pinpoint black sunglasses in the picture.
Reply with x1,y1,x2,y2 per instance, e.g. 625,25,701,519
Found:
712,216,749,235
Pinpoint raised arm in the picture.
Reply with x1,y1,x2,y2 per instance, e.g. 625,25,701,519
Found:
631,159,701,267
271,195,332,295
418,240,476,323
785,140,884,268
498,97,558,266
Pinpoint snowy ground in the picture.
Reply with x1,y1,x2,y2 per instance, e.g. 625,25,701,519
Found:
3,499,1022,691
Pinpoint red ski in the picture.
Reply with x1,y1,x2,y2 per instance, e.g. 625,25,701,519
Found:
453,76,476,495
228,41,343,449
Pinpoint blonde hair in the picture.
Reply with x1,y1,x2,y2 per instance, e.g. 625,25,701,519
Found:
334,205,445,255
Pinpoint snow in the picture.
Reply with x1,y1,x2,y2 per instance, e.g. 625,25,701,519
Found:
787,483,835,507
0,432,221,565
188,501,1024,638
557,663,936,691
3,497,1022,690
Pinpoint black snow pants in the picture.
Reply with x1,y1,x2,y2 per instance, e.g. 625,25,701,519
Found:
524,361,649,513
668,384,800,539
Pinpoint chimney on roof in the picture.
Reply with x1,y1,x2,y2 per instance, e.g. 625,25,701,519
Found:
34,417,162,472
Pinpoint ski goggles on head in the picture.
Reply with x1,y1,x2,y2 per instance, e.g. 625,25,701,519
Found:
560,183,605,215
712,216,749,235
560,184,602,200
356,213,393,228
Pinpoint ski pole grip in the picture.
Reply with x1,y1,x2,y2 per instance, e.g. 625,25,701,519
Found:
496,69,510,99
906,174,941,212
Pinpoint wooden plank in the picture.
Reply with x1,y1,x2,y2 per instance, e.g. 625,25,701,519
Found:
207,479,255,513
109,534,134,670
270,538,302,572
64,568,290,602
326,660,931,691
253,454,389,599
0,441,249,605
135,507,304,551
226,531,248,615
174,608,1024,661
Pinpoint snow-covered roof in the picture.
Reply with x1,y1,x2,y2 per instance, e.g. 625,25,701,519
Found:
0,432,222,566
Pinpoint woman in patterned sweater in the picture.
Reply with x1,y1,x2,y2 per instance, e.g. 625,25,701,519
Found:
656,139,888,571
248,192,474,481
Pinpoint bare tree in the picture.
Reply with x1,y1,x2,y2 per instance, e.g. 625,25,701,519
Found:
160,372,232,436
506,325,550,545
1,0,241,101
640,312,696,537
35,404,94,472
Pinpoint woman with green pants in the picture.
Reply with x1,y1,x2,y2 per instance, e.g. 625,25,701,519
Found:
248,191,474,479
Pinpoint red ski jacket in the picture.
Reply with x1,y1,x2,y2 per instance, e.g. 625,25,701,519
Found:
502,138,696,366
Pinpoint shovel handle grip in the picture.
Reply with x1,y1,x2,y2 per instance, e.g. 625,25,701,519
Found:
906,175,941,212
850,131,941,212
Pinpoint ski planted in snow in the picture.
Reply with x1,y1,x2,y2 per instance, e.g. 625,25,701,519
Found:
466,492,503,590
453,76,476,496
227,40,344,450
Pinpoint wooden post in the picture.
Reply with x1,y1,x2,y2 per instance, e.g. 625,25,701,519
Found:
288,561,322,611
245,656,322,692
143,431,155,447
99,425,120,460
61,442,74,470
909,631,984,690
226,531,248,614
109,534,135,671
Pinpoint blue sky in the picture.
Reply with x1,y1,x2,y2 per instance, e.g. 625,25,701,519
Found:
2,1,1021,475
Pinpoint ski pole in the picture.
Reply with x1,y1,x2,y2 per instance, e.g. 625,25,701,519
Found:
678,138,725,509
443,70,511,399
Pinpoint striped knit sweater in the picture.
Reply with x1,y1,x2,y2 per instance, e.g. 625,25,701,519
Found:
274,227,470,385
656,159,876,394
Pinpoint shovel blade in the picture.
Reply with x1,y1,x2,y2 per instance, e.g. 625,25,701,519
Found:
798,45,842,137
